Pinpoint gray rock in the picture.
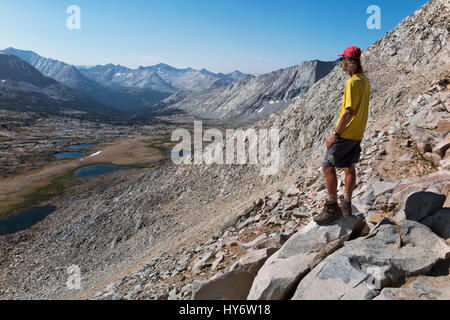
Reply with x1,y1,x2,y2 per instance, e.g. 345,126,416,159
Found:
404,192,446,222
391,172,450,223
441,157,450,170
176,254,192,272
392,172,450,222
432,135,450,158
286,186,300,197
421,208,450,240
192,270,254,300
247,216,364,300
293,253,380,300
156,290,169,300
443,182,450,207
254,234,291,250
374,275,450,300
423,171,450,192
168,287,178,297
191,251,214,275
240,234,268,250
392,183,423,205
192,248,277,300
231,248,279,275
398,153,413,162
265,192,282,212
292,221,450,300
352,196,371,215
282,221,296,232
369,178,398,197
285,199,300,211
292,209,310,218
211,252,225,271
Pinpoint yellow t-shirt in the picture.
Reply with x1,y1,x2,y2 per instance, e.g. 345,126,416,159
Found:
335,73,371,141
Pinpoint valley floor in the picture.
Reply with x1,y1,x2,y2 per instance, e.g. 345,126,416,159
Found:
0,112,170,218
0,111,239,219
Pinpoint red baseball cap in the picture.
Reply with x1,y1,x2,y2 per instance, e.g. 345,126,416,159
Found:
338,46,362,59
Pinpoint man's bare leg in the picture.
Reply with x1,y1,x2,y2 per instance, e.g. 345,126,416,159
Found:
322,166,338,201
340,164,356,215
344,164,356,199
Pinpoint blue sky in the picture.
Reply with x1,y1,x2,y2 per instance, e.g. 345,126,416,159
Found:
0,0,428,75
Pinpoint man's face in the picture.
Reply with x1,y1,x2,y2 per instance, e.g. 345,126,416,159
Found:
340,57,347,73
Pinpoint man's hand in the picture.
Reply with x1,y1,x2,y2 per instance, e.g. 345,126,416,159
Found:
326,134,337,149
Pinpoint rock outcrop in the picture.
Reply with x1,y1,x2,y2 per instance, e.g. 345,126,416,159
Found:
374,275,450,300
292,220,450,300
247,216,364,300
192,247,277,300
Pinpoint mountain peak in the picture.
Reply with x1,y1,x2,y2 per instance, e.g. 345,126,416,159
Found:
154,63,172,68
2,47,41,63
3,47,35,53
0,53,55,87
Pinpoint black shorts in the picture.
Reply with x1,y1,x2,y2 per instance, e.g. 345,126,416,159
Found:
322,137,362,168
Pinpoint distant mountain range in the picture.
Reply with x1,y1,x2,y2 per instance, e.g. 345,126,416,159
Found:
156,60,339,122
2,48,251,113
1,47,337,123
1,48,172,112
0,53,119,120
80,63,252,92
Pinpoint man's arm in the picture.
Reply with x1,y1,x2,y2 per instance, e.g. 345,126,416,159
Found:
326,107,355,149
335,107,355,135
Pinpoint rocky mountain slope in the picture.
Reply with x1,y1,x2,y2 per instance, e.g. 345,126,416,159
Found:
2,48,172,112
81,63,252,93
161,60,338,122
0,0,448,301
0,53,120,120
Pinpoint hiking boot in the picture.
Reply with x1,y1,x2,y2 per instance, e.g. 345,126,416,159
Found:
313,201,344,224
340,200,352,216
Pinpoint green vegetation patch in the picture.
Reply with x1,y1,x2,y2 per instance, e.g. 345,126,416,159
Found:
2,170,78,217
145,136,174,156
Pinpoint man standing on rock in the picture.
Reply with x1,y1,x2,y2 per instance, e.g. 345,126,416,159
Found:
314,46,371,224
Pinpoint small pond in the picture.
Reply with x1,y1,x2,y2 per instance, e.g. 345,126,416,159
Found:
0,205,56,236
54,152,86,159
73,164,134,178
69,144,96,150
